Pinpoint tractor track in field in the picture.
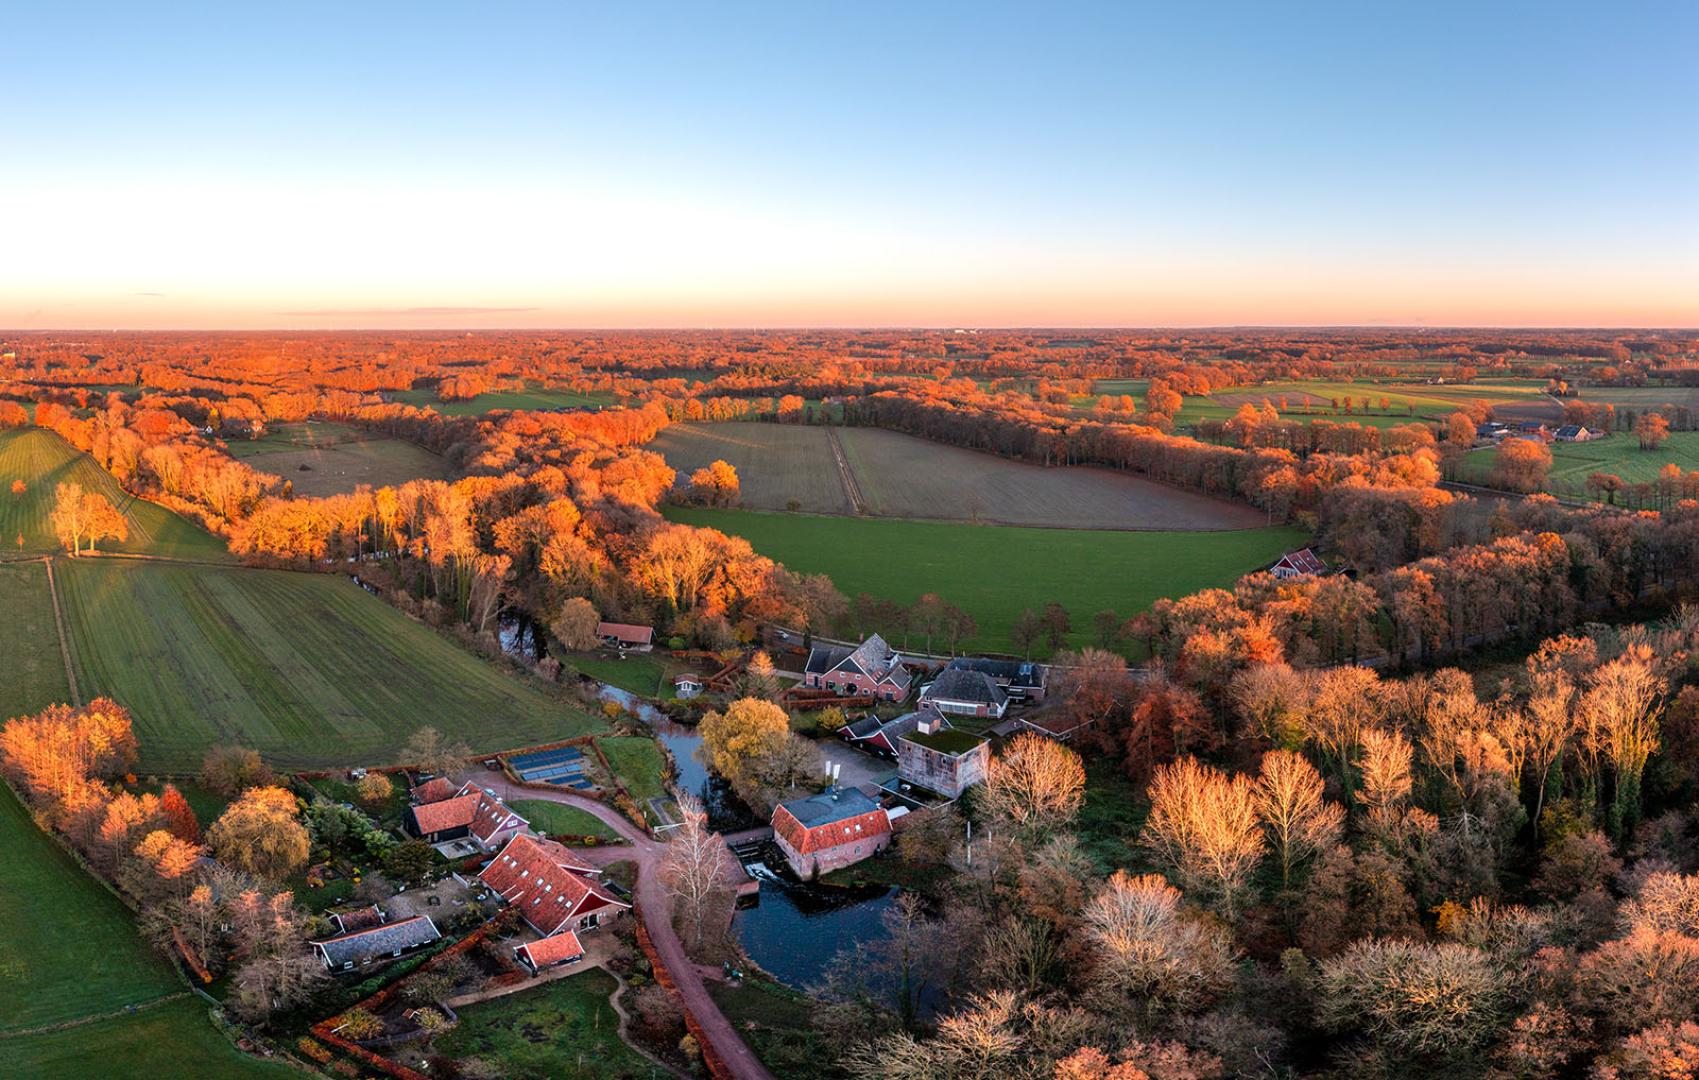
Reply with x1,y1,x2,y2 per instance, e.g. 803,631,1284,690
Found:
824,425,868,514
43,557,81,706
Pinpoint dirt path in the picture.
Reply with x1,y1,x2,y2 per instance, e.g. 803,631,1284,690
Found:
464,773,776,1080
42,557,81,706
824,426,867,515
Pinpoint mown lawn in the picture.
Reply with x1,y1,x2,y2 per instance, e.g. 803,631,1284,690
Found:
7,996,293,1080
510,800,620,841
665,507,1308,655
56,559,606,772
0,784,182,1033
433,968,666,1079
389,384,615,416
0,560,70,721
568,651,672,697
0,428,233,560
595,736,667,806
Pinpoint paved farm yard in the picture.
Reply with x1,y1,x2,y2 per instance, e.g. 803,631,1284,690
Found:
666,506,1307,654
55,559,605,772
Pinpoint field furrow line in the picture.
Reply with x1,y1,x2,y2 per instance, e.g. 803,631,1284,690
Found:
42,557,81,707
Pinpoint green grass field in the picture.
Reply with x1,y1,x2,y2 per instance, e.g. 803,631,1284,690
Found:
567,651,675,697
653,421,1266,530
6,997,293,1080
434,968,665,1079
665,506,1307,654
595,736,668,806
389,384,614,416
0,784,182,1033
1459,431,1699,497
0,561,70,721
650,423,850,514
510,800,620,841
222,421,451,497
55,559,606,772
0,428,232,560
1073,377,1553,432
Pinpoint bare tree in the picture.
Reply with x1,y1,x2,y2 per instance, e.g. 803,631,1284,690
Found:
404,726,472,780
978,733,1086,840
658,791,736,954
1142,757,1266,919
1081,870,1234,1015
1254,749,1343,890
1356,727,1415,834
1581,644,1666,837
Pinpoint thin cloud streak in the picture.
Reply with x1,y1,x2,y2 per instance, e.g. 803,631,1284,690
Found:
278,306,540,317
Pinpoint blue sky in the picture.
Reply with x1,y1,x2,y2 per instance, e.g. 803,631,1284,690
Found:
3,1,1695,327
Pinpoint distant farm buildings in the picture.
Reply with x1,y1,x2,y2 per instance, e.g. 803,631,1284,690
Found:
1269,548,1327,580
803,633,911,701
771,787,893,878
1553,424,1598,442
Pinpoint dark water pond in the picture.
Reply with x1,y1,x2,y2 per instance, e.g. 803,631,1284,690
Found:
496,608,548,661
733,871,897,990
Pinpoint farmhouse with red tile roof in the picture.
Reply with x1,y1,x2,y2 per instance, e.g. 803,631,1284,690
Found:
803,633,911,701
514,929,585,973
409,776,456,805
403,782,528,850
478,833,630,939
771,788,892,878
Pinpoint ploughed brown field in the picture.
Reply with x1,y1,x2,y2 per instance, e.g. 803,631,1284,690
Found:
651,421,1267,530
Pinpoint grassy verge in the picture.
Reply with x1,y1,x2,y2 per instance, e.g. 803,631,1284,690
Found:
568,651,672,697
510,800,620,841
709,977,842,1080
594,736,667,806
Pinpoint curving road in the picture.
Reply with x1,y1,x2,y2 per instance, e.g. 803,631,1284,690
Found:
462,771,775,1080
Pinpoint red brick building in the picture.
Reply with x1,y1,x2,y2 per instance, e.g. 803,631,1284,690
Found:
771,788,892,878
803,633,911,701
